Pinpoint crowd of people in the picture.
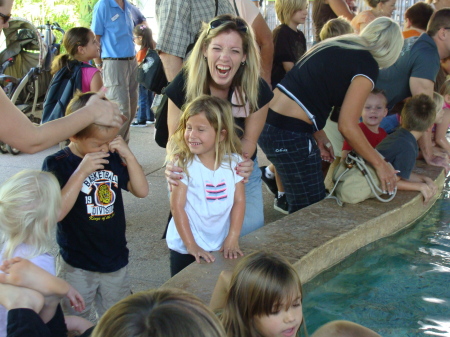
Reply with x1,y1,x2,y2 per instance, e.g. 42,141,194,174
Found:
1,0,449,335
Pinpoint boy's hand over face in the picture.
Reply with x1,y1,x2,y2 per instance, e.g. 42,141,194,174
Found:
78,152,110,177
109,135,133,160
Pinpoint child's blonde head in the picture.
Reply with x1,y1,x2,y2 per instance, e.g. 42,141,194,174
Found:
220,251,304,337
275,0,308,25
0,170,61,259
91,288,226,337
166,95,241,175
319,17,353,41
65,91,114,139
401,94,436,132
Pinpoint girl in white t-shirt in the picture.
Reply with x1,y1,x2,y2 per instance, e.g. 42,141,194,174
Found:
165,95,245,276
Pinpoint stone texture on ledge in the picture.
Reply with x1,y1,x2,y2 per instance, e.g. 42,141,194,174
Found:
162,161,445,305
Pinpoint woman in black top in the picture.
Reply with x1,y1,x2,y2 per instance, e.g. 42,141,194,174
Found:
258,17,403,213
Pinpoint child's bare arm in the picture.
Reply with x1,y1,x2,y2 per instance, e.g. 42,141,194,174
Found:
222,183,245,259
60,151,110,220
109,136,149,198
0,257,85,312
209,270,232,311
397,176,437,204
171,182,215,263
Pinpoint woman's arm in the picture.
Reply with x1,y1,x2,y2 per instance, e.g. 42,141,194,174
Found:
89,71,104,92
282,62,295,73
242,103,269,157
0,90,122,153
328,0,355,20
338,76,397,193
168,98,183,138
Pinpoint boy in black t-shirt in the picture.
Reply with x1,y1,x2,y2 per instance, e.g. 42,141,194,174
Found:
376,94,438,203
42,92,149,320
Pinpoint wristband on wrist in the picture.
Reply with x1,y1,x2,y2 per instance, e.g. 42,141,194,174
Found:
95,63,103,67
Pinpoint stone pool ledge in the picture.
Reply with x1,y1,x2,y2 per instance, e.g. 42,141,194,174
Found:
162,162,445,304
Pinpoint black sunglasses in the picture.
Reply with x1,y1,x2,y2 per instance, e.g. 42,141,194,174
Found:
207,18,248,35
0,13,11,24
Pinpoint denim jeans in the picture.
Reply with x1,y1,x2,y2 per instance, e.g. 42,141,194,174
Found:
136,84,154,122
240,157,265,236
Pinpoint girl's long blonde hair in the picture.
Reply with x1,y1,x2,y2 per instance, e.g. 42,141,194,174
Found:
166,95,241,176
220,251,305,337
185,15,261,115
0,170,61,259
305,17,402,69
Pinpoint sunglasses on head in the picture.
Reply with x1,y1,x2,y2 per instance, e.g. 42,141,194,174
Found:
0,13,11,24
207,17,248,35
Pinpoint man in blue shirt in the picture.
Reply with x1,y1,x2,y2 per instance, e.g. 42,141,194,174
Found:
92,0,138,143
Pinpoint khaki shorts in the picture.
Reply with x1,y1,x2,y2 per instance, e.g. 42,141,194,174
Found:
56,255,131,321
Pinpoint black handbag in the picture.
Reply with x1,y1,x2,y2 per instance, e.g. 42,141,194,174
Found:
136,49,168,95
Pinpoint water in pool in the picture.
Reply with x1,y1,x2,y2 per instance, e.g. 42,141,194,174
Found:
303,179,450,337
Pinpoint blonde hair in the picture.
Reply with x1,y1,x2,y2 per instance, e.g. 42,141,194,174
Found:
185,15,261,115
319,17,354,41
0,170,61,260
439,78,450,97
275,0,308,25
220,251,305,337
433,91,445,123
166,95,241,176
306,17,402,69
91,288,227,337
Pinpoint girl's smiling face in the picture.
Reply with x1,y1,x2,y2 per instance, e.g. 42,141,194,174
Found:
254,295,303,337
184,112,225,162
203,30,247,91
79,32,100,60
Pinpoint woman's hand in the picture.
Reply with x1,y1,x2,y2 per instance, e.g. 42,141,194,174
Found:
313,130,335,163
67,285,86,313
236,153,253,183
165,160,183,191
86,92,125,129
374,159,398,194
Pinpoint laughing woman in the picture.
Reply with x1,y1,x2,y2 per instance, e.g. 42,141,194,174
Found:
258,17,403,214
164,15,273,236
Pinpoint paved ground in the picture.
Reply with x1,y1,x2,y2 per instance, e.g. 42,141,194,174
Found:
0,124,284,292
